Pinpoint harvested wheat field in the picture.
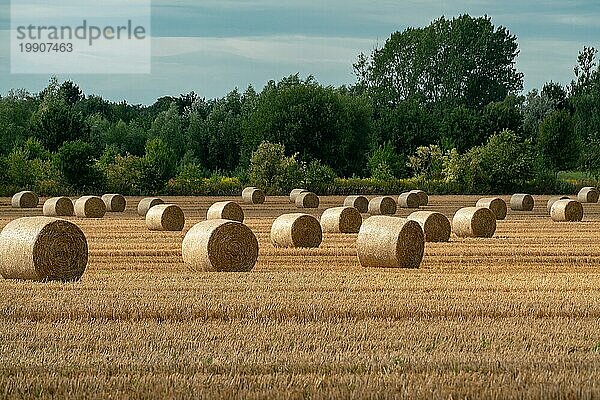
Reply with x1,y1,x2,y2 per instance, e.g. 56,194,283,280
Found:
1,195,600,399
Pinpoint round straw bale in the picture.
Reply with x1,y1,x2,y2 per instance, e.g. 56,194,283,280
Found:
547,196,570,214
452,207,496,238
368,196,397,215
475,197,507,220
271,213,322,248
409,190,429,206
102,194,126,212
74,196,106,218
398,192,420,209
241,187,265,204
407,211,451,242
137,197,164,216
295,192,319,209
182,219,258,272
146,204,185,231
343,195,369,213
577,187,599,203
510,194,534,211
207,201,244,222
0,217,88,282
356,216,424,269
43,197,74,217
11,191,39,208
550,199,583,222
289,188,308,203
320,206,362,233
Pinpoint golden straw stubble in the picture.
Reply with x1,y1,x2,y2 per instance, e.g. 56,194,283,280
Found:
407,211,451,242
271,213,322,248
43,197,74,217
343,195,369,213
74,196,106,218
0,216,88,282
476,197,507,220
550,199,584,222
241,187,265,204
320,206,362,233
368,196,397,215
146,204,185,231
137,197,164,216
356,216,424,268
207,201,244,222
452,207,497,238
102,194,126,212
11,191,38,208
182,219,259,272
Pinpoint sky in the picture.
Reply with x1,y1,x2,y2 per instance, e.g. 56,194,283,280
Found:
0,0,599,104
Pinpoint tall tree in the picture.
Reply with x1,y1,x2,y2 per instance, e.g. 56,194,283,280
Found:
354,15,523,110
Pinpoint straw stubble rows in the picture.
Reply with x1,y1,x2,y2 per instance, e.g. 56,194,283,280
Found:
1,195,600,399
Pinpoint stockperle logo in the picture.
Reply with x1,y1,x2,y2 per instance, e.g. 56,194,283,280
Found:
11,0,151,74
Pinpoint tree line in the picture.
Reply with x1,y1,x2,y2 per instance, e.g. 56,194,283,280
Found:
0,15,598,196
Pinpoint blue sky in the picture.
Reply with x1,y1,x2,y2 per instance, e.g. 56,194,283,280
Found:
1,0,599,104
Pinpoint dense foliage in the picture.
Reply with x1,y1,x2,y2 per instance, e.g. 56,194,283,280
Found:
0,15,597,195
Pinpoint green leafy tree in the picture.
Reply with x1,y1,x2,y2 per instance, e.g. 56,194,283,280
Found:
55,140,102,191
139,137,177,193
149,102,185,159
537,110,579,173
248,141,303,194
355,15,523,110
367,142,407,179
242,75,370,177
30,78,88,151
407,145,445,180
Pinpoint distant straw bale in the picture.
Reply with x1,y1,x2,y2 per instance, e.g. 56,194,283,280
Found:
320,206,362,233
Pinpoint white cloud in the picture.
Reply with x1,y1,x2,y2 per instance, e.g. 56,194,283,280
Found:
152,35,374,65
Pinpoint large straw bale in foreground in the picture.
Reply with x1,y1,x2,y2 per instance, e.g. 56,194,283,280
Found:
0,217,88,281
409,190,429,206
182,219,258,272
407,211,451,242
74,196,106,218
550,199,583,222
289,189,308,203
271,213,322,248
43,197,74,217
577,187,599,203
452,207,496,238
356,216,424,269
344,195,369,213
547,196,570,214
241,187,265,204
320,207,362,233
146,204,185,231
398,192,420,209
295,192,319,209
102,194,126,212
11,191,38,208
510,194,534,211
368,196,397,215
207,201,244,222
137,197,164,216
476,197,507,220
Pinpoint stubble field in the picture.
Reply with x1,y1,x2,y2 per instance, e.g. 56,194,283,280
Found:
1,195,600,399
